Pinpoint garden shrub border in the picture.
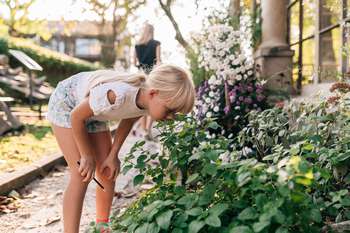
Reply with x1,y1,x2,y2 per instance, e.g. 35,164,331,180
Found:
0,36,101,86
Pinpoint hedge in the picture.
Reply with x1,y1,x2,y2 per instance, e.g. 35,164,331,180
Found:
0,36,101,86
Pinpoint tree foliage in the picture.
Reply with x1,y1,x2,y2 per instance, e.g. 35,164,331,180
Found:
84,0,146,67
0,0,52,40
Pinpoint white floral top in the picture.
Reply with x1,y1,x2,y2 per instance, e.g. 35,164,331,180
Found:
46,72,147,132
87,81,147,121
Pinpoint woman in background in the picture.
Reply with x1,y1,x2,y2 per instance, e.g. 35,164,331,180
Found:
134,23,161,140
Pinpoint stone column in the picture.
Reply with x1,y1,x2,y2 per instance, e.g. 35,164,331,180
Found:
254,0,295,99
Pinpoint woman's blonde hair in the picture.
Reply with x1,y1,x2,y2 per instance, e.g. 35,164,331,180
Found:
137,23,154,45
85,64,195,114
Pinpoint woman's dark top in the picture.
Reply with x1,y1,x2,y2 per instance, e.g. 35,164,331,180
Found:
135,39,160,73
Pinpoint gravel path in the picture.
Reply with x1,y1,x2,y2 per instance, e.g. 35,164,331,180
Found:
0,131,159,233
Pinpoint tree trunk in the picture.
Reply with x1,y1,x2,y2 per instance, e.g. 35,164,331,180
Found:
158,0,194,56
229,0,240,18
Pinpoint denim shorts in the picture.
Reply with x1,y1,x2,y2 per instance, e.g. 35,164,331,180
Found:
46,74,109,133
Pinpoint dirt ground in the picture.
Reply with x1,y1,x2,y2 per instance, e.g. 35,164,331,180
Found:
0,129,159,233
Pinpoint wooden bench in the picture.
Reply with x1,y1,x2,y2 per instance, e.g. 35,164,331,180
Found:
0,50,53,119
0,97,14,102
0,96,22,135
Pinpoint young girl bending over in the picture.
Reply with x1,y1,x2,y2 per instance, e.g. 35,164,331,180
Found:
46,64,195,233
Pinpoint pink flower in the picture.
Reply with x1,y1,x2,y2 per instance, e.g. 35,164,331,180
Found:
257,95,265,102
275,101,285,109
244,97,253,104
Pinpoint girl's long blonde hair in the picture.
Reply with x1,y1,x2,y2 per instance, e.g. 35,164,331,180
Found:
84,64,195,114
137,23,154,45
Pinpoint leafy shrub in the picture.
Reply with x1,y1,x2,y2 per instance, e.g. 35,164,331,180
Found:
0,36,101,86
101,83,350,233
108,116,328,233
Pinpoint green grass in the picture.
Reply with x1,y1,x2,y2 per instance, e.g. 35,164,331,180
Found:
0,120,59,173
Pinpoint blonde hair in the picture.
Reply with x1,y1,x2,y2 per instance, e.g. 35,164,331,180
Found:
85,64,195,114
137,23,154,45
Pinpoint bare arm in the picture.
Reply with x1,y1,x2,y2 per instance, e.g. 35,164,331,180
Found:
71,98,95,158
156,44,161,65
71,89,117,158
109,117,141,158
99,116,140,180
70,97,99,182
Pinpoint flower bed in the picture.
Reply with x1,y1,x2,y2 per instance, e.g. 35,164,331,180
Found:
193,15,267,136
106,82,350,233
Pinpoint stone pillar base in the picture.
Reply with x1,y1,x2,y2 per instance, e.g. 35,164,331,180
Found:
254,46,295,102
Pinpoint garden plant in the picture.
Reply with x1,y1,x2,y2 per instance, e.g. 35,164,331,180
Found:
87,12,350,233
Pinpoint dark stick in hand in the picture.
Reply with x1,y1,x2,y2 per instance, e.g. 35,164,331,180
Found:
77,161,105,191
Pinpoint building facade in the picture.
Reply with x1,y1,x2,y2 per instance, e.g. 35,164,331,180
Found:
287,0,350,89
41,21,130,65
255,0,349,94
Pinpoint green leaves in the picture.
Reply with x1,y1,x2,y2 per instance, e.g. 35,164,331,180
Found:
134,222,160,233
198,184,216,206
208,121,220,130
237,171,251,187
205,214,221,227
252,220,270,232
135,154,147,169
106,99,350,233
201,163,218,176
147,222,160,233
230,226,253,233
133,174,144,186
177,193,198,209
238,207,258,221
309,209,322,223
188,220,205,233
208,203,229,216
156,210,173,230
186,173,200,184
186,207,203,216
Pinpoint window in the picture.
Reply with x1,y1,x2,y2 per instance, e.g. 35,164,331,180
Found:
291,44,300,84
75,38,101,57
290,3,300,44
320,0,341,29
288,0,348,89
320,28,341,81
303,0,316,39
43,38,65,53
302,39,315,82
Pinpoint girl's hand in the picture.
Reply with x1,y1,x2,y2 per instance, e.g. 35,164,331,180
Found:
100,155,121,180
78,156,96,182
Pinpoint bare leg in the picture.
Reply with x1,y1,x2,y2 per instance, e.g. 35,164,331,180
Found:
89,131,116,221
52,125,89,233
